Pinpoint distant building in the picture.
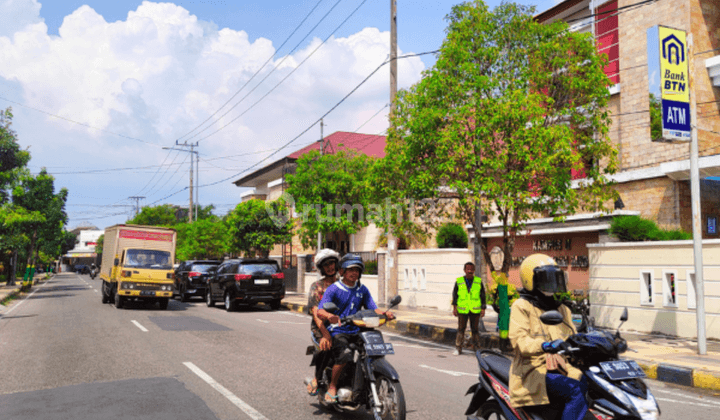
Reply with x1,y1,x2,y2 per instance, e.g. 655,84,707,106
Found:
61,229,104,272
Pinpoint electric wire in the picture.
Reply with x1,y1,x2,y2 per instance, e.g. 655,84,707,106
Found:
175,0,329,143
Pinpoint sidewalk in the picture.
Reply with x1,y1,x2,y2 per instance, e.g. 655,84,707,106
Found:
282,293,720,392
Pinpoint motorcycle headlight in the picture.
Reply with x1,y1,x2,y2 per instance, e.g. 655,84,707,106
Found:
362,317,380,328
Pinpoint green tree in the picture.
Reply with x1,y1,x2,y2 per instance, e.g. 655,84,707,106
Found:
94,233,104,254
126,204,179,226
11,169,68,286
285,149,375,249
226,199,292,258
649,94,663,141
387,1,618,277
175,219,228,260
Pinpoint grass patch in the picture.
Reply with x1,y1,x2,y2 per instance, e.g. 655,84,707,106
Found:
1,291,21,306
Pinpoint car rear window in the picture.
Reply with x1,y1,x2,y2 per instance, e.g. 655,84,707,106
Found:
238,263,278,276
191,263,219,272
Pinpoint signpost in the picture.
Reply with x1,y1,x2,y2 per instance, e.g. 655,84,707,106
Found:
648,26,706,354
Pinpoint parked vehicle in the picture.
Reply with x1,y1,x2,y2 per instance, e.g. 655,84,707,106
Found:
305,296,406,420
465,306,660,420
99,224,176,310
74,264,88,274
174,260,221,302
206,258,285,311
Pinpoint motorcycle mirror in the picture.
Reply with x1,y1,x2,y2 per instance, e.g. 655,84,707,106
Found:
389,295,402,308
620,307,628,322
114,258,119,267
540,310,564,326
583,299,589,307
322,302,339,313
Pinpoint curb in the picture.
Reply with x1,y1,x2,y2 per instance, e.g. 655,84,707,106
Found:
282,300,720,392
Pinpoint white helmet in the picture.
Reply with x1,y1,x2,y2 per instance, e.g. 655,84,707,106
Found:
314,249,340,276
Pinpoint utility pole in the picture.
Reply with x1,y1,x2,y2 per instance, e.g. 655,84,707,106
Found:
386,0,399,300
195,150,199,222
128,196,145,216
688,34,707,355
162,141,198,223
317,119,324,254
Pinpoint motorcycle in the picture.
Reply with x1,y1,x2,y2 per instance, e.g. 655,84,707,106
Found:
305,296,406,420
89,266,98,279
465,305,660,420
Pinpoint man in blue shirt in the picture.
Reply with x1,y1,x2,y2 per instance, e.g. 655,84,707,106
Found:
317,253,394,404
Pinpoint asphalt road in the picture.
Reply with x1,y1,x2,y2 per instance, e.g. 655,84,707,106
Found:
1,273,719,420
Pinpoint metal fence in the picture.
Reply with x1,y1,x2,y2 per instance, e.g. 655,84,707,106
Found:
304,251,378,275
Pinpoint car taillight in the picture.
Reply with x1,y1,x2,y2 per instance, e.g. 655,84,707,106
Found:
234,274,252,281
188,272,201,278
271,273,284,280
121,270,132,277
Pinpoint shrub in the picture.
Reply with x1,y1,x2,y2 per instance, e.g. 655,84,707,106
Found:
609,215,692,242
436,222,468,248
364,260,378,275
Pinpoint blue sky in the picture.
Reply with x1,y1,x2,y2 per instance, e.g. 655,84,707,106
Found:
0,0,560,230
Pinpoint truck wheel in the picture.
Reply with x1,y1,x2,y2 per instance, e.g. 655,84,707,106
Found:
101,281,109,304
206,290,215,307
158,298,169,310
224,292,235,312
114,292,124,309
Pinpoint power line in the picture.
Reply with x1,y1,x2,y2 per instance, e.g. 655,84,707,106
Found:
175,0,329,143
354,103,389,132
191,0,373,145
0,96,159,147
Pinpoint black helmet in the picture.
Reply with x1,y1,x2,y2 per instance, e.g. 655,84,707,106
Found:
339,253,364,277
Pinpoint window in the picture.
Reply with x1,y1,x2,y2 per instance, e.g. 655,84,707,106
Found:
124,249,172,270
686,270,697,309
595,0,619,85
662,270,678,307
639,270,653,305
239,263,279,275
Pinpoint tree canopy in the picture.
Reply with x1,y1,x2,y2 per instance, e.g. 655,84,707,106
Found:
387,1,618,274
226,199,292,258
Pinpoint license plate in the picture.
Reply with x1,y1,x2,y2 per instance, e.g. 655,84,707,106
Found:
254,279,270,285
365,343,394,356
599,360,646,381
140,290,155,296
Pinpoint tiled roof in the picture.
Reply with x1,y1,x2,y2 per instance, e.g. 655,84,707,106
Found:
287,131,386,159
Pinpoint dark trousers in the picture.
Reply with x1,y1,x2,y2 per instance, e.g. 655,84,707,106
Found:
545,372,589,420
456,313,484,350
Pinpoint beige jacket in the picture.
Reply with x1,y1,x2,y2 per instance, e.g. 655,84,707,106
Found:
508,298,582,408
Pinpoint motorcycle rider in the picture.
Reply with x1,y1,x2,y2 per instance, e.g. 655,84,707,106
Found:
509,254,588,420
306,248,340,396
316,253,395,404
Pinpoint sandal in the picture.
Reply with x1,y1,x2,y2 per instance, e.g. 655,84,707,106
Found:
323,390,338,404
307,378,319,396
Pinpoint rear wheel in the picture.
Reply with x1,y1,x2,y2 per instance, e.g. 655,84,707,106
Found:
179,284,188,302
101,281,109,303
224,292,235,312
376,376,406,420
206,289,215,307
478,401,506,420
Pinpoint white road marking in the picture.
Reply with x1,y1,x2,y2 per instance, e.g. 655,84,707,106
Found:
1,279,49,316
279,311,308,319
184,362,270,420
275,321,307,325
93,290,98,293
131,320,148,332
419,364,476,377
256,319,270,324
656,397,720,409
651,388,720,405
383,332,456,350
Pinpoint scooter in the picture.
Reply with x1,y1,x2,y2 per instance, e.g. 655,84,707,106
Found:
305,296,406,420
465,306,660,420
89,266,98,279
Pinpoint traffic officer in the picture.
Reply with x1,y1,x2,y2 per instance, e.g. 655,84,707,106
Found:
451,261,486,355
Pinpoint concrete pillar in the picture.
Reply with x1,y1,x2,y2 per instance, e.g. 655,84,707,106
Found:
377,251,386,306
297,254,306,294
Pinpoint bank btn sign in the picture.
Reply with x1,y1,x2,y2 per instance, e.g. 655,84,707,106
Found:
647,26,691,141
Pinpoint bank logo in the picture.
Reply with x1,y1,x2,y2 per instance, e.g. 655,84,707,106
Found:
662,34,685,65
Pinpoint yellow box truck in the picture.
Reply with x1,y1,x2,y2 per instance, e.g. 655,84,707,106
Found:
99,224,176,310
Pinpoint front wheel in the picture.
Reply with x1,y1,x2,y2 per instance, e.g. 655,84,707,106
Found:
478,401,506,420
376,376,406,420
114,292,124,309
206,289,215,307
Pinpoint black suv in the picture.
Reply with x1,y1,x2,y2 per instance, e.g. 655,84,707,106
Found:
174,260,221,302
206,259,285,311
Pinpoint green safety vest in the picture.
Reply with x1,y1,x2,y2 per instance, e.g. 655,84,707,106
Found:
456,276,483,314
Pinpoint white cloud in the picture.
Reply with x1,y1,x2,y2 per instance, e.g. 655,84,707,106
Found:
0,1,425,228
0,0,43,39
